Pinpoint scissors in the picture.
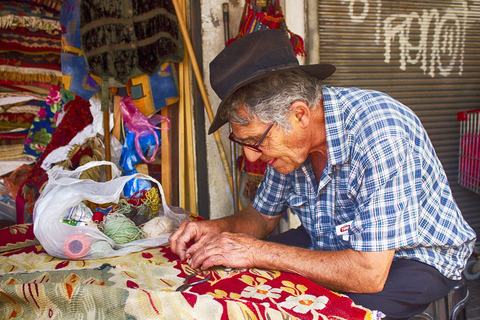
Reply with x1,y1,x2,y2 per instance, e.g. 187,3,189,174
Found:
175,273,211,292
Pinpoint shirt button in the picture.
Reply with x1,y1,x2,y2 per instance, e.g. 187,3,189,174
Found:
128,9,132,14
129,26,133,31
131,44,136,48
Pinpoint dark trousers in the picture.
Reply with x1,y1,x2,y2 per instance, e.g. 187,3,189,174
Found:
265,225,460,319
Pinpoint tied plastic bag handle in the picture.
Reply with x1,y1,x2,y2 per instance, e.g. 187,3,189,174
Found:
46,160,123,186
33,160,190,260
45,161,175,221
120,96,170,163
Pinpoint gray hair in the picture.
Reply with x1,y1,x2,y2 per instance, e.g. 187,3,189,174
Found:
220,70,323,133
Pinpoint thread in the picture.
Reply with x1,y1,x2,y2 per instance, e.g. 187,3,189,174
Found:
64,234,90,259
103,215,146,244
131,214,149,226
78,149,103,182
141,216,174,238
90,240,113,258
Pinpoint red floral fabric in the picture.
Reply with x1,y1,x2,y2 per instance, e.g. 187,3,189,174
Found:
0,221,377,319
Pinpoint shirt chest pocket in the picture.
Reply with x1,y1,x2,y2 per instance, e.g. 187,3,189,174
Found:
287,194,308,209
286,193,308,213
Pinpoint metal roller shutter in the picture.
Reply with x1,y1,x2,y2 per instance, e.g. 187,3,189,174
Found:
317,0,480,230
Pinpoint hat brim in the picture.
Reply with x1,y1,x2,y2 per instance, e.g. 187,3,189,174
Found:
208,63,335,134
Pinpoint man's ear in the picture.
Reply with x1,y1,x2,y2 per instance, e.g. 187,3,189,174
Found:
289,101,311,129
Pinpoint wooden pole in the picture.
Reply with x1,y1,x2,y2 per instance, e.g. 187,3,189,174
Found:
183,48,197,212
172,0,234,196
103,110,112,181
161,106,173,204
179,56,186,209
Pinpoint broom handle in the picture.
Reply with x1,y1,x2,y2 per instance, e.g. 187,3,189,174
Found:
172,0,234,196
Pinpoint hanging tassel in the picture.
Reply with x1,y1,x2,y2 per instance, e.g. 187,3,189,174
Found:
230,0,307,58
289,31,306,58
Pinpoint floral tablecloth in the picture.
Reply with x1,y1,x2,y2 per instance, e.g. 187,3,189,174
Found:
0,223,379,320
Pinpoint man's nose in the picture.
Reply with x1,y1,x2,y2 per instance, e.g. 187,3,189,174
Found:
243,147,262,163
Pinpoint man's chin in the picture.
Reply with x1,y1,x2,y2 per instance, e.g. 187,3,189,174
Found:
269,161,298,175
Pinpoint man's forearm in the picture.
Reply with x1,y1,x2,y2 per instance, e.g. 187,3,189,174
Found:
252,240,394,293
218,204,277,239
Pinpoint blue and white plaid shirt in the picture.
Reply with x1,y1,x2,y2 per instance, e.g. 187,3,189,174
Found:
253,86,476,280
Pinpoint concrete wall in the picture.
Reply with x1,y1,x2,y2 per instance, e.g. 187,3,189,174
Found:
199,0,310,220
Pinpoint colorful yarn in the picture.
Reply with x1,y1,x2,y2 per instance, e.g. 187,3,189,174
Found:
103,215,146,244
143,187,160,217
92,211,104,223
141,216,174,238
131,214,149,226
90,240,113,257
114,199,135,216
112,198,149,218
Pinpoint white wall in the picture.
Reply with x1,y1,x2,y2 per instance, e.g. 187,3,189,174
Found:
200,0,308,220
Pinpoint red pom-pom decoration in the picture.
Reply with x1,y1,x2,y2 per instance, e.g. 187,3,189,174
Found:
92,211,104,223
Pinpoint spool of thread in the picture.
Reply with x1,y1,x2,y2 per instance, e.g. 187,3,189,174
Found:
103,216,146,244
141,216,174,238
64,234,90,259
90,240,113,258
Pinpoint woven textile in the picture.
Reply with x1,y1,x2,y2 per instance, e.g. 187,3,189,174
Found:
79,0,184,85
228,0,305,57
0,222,378,320
0,0,62,96
60,0,101,100
127,62,179,116
22,89,62,159
17,94,93,223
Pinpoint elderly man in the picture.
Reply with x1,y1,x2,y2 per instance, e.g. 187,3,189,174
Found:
169,29,476,319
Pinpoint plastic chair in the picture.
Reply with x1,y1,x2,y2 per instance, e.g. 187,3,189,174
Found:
409,277,470,320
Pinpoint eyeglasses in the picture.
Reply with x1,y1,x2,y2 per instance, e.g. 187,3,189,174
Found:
229,122,276,153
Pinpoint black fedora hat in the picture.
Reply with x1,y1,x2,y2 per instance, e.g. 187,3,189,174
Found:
208,29,335,134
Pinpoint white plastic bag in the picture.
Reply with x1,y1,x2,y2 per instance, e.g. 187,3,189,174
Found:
33,161,190,259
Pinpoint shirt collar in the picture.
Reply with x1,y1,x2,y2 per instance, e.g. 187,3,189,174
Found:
321,86,350,166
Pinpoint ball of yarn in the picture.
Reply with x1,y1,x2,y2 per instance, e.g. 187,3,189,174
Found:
103,216,146,244
141,216,174,238
90,240,113,258
131,214,149,226
92,211,104,223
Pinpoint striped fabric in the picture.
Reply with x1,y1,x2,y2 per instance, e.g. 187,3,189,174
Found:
0,0,62,96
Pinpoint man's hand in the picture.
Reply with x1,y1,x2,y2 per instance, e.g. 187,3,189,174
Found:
168,220,226,261
169,204,280,262
189,232,260,270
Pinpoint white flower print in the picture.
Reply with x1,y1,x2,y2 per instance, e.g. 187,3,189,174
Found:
241,284,282,300
279,294,329,314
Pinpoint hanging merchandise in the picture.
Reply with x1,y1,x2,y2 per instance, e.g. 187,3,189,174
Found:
60,0,101,101
119,129,159,197
237,155,268,201
228,0,305,57
23,88,63,159
127,62,180,117
79,0,184,112
119,96,170,197
17,95,93,223
119,96,170,164
0,1,62,96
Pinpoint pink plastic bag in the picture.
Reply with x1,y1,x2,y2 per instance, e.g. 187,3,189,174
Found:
119,96,170,163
